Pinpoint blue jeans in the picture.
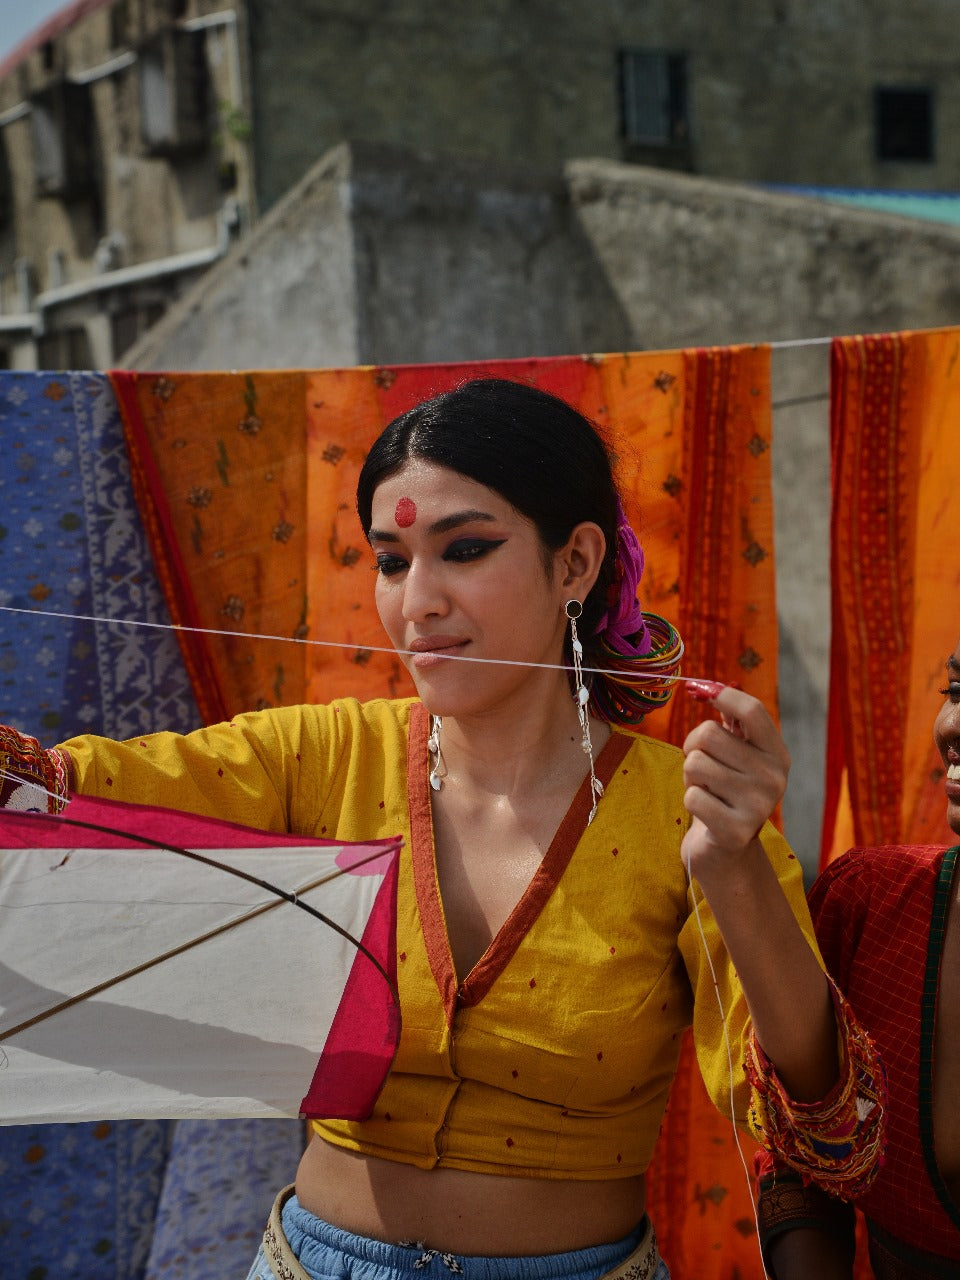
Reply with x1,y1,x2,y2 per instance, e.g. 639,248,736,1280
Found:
245,1194,671,1280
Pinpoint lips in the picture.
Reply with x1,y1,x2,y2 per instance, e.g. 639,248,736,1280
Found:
408,635,468,669
945,761,960,800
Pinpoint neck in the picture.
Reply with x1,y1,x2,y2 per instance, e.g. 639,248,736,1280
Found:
429,675,610,798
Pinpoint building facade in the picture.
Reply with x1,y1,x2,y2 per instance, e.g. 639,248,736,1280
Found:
2,0,959,368
0,0,254,367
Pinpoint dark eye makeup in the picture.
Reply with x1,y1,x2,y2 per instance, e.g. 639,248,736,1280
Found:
442,538,506,563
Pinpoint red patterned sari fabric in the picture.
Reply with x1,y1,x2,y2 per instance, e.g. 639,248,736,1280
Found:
824,328,960,866
113,347,777,1279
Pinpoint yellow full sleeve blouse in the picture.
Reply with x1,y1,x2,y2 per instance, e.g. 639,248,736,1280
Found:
60,695,823,1180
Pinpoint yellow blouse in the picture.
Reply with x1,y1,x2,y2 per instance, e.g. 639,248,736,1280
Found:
61,696,817,1179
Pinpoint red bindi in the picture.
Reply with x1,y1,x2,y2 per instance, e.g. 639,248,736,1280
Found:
394,497,417,528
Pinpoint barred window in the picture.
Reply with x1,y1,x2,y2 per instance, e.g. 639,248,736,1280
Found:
619,49,688,147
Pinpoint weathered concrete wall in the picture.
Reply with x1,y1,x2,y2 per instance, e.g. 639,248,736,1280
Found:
248,0,960,209
122,143,361,369
565,160,960,347
123,141,631,370
124,143,960,874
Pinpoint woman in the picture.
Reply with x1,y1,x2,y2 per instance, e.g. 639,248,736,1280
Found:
0,379,883,1279
757,641,960,1279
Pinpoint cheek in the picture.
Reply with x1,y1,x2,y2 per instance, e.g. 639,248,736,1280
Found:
374,579,400,634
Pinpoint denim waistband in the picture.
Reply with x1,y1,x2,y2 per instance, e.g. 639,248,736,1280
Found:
280,1190,653,1280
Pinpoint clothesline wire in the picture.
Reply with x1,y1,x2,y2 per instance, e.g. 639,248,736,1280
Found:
768,335,834,349
771,392,829,410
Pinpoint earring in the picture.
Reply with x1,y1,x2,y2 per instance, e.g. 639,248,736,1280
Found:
427,714,445,792
565,600,603,823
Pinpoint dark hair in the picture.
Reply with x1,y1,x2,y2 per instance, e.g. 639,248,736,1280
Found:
356,378,620,648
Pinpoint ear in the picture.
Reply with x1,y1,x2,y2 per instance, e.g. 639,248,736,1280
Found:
555,522,606,600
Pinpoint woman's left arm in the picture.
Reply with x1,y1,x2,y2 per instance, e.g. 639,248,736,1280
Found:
681,684,836,1101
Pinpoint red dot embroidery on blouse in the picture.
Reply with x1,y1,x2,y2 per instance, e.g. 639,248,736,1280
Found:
105,777,113,786
611,848,619,857
217,768,223,777
511,1069,519,1078
505,1137,514,1147
399,952,407,962
378,800,385,809
528,978,536,989
610,946,616,955
596,1051,603,1061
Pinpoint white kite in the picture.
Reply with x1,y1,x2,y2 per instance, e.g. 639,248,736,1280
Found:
0,794,401,1124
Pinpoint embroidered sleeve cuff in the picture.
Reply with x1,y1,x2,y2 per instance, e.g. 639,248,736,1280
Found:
0,724,70,812
744,977,886,1198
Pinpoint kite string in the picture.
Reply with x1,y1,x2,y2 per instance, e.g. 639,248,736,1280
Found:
0,602,703,685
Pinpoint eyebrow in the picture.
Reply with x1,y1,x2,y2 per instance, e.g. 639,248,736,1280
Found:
367,509,498,542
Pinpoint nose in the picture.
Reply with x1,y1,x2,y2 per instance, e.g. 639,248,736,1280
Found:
400,558,448,622
935,698,960,757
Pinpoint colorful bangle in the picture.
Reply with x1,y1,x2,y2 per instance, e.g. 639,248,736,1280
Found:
745,977,886,1199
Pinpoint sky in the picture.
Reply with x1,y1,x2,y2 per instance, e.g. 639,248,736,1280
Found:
0,0,67,63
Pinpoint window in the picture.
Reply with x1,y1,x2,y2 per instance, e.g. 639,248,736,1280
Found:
875,87,933,161
0,135,12,232
619,49,688,146
36,326,93,370
110,1,131,49
139,27,210,156
30,82,96,199
618,49,690,169
111,301,165,360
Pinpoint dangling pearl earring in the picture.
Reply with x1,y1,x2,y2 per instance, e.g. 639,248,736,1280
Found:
427,714,445,791
566,600,603,823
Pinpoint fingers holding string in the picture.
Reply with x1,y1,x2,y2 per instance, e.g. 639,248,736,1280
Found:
681,680,790,855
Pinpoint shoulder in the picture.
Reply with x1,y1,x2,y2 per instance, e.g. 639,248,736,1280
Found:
613,728,684,775
810,844,950,926
814,844,948,895
597,729,689,851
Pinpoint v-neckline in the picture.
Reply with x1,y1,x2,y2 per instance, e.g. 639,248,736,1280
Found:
405,701,632,1024
920,843,960,1228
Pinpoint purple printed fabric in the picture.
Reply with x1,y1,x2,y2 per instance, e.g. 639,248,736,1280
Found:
0,372,302,1278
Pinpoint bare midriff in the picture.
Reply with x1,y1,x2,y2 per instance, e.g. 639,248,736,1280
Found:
295,1135,647,1255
